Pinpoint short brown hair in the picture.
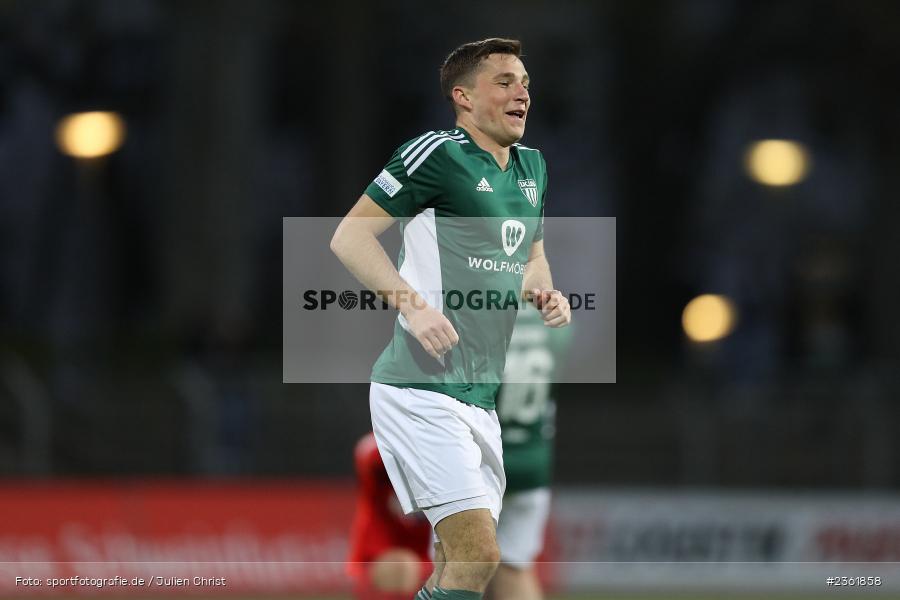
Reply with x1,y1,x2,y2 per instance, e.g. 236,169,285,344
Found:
440,38,522,106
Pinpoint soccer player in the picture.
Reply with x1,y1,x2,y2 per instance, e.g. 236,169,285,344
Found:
347,432,433,600
331,38,571,600
486,305,572,600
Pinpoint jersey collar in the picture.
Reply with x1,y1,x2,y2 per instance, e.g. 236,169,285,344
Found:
456,126,518,172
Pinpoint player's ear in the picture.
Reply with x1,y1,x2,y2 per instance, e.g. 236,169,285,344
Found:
452,86,473,111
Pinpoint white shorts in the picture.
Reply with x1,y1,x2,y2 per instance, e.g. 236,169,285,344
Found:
369,382,505,529
496,487,551,567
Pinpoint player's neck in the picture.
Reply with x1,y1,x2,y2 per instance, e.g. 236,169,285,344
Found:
457,122,511,171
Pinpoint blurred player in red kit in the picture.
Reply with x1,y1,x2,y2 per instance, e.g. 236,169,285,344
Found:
347,432,433,599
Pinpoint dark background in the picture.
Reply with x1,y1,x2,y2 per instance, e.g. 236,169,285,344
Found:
2,0,899,488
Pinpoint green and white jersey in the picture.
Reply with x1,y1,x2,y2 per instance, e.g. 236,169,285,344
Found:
365,127,548,410
496,305,573,493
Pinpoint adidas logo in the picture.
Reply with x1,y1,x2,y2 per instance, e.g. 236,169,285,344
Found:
475,177,494,192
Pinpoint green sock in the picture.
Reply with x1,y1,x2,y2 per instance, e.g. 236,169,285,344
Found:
431,588,481,600
414,586,432,600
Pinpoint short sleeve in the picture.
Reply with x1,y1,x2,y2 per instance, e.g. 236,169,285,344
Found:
364,134,447,218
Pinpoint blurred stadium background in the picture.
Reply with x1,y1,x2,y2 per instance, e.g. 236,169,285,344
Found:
3,0,900,598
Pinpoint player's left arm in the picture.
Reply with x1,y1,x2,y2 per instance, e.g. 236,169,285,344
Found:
523,239,571,328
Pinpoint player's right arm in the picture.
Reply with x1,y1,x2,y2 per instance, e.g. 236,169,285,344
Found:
330,194,458,359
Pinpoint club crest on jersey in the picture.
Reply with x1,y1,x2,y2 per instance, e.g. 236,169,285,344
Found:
518,179,538,207
501,219,526,257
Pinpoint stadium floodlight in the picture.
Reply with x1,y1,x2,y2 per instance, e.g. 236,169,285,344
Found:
744,139,811,187
55,111,126,159
682,294,737,342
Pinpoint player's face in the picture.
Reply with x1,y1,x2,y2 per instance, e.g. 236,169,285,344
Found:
467,53,530,146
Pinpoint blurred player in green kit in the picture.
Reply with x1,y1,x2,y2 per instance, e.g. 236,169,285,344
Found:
487,304,572,600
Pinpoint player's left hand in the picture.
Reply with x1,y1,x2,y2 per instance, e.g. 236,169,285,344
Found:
530,288,571,327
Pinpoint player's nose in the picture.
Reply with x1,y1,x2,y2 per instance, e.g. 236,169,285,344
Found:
513,88,529,110
514,83,529,101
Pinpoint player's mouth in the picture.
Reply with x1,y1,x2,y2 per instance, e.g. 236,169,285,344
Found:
505,109,526,124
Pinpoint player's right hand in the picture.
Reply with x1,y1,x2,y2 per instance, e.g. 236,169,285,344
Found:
403,303,459,359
